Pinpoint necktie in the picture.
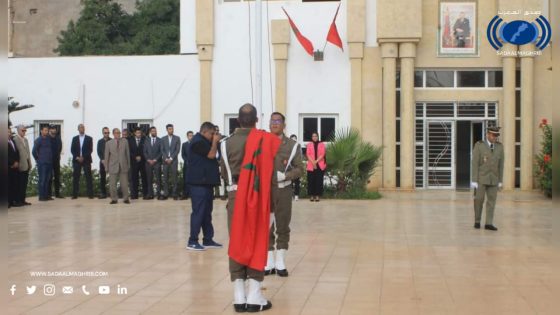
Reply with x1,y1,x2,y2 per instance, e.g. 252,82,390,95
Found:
152,138,155,146
117,139,119,149
137,139,140,146
490,144,494,152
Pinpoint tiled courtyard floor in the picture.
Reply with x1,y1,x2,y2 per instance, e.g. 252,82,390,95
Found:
7,190,557,314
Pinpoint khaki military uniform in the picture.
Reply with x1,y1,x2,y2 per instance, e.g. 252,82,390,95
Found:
269,135,303,251
471,140,504,225
220,128,264,282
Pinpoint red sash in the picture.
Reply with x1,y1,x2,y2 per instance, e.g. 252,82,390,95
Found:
228,129,280,271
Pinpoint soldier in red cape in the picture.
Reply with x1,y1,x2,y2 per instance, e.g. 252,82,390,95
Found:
220,104,280,313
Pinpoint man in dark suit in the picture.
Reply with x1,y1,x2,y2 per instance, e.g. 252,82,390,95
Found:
32,125,53,202
48,125,63,199
180,131,194,200
8,126,21,208
70,124,94,199
97,127,111,199
161,124,181,200
129,127,147,199
144,126,162,200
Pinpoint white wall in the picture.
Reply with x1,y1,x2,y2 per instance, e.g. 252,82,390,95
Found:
10,0,358,170
9,55,200,169
211,0,351,138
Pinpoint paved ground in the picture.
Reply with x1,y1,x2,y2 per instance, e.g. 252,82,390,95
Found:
7,190,557,314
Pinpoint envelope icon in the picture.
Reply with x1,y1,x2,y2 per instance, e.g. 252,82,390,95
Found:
62,286,74,294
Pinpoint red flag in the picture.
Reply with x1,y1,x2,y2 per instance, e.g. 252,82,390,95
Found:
326,4,343,51
282,8,314,56
228,129,281,271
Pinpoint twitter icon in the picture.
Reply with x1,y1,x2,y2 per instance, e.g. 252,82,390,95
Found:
26,285,37,295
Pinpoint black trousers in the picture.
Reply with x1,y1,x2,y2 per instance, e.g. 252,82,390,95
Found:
130,160,147,198
307,169,324,196
72,161,93,198
292,178,301,196
18,171,29,203
99,162,107,196
48,159,61,197
8,169,19,206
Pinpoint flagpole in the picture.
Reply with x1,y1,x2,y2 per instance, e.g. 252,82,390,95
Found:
255,0,263,128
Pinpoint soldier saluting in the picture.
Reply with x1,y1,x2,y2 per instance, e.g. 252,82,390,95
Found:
471,126,504,231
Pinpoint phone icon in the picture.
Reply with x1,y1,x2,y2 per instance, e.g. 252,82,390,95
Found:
81,285,90,296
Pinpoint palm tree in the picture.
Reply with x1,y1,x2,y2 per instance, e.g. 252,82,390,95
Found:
8,97,34,128
325,128,382,194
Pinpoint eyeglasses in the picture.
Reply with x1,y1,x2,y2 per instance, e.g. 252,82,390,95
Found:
103,132,110,135
270,119,283,125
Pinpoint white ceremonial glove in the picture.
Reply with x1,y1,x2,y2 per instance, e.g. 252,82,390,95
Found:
471,182,478,189
498,182,503,189
276,171,286,182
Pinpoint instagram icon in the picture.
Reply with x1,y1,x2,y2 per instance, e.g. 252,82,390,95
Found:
43,284,56,296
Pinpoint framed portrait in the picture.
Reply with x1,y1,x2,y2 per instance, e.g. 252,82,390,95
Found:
438,1,478,57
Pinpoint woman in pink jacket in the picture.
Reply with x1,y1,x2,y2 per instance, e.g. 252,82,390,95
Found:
306,132,326,202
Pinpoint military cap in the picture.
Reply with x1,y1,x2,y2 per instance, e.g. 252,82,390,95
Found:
487,126,501,135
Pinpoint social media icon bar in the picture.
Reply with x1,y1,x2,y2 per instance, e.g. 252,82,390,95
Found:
43,284,56,296
10,285,16,296
98,286,110,295
26,285,37,295
62,286,74,294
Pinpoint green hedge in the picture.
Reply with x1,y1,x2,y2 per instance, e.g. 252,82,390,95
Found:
27,159,186,197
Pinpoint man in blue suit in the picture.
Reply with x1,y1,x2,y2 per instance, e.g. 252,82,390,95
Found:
70,124,94,199
32,125,53,202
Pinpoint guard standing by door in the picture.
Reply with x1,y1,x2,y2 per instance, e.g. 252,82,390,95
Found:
471,126,503,231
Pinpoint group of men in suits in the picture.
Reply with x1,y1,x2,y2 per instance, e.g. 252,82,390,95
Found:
8,122,200,206
99,123,197,203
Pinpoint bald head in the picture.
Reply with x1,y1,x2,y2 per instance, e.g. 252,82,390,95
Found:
238,103,258,128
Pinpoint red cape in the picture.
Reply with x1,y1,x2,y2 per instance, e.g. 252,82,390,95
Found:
228,129,281,271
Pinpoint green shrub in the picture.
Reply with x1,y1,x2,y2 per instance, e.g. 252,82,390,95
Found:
324,128,382,197
535,118,551,198
27,159,101,197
